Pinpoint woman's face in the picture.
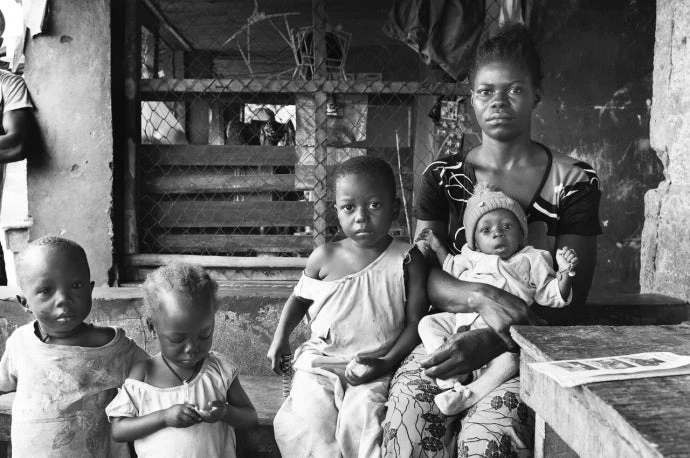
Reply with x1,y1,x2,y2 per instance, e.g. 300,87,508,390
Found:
471,60,540,142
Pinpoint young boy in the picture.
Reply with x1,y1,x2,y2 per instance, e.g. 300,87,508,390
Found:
416,183,578,414
0,236,148,457
268,156,428,457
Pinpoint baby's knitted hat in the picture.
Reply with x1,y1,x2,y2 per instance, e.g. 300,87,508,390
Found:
463,182,529,251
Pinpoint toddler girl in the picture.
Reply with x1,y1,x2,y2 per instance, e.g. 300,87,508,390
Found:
267,156,428,457
0,236,148,457
416,183,578,414
106,262,257,457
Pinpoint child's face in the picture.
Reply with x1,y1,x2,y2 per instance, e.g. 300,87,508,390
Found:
471,60,540,142
153,291,215,370
20,246,94,338
335,173,400,248
474,209,522,259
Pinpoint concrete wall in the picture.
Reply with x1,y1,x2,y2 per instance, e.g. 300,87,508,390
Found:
531,0,662,294
640,1,690,299
22,0,114,285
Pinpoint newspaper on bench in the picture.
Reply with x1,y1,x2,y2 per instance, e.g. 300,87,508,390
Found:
528,352,690,387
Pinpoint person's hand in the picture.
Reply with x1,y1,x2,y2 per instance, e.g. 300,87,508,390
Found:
414,228,444,254
267,337,291,375
420,328,507,379
197,400,227,423
556,246,578,277
345,355,391,386
163,403,202,428
468,287,545,351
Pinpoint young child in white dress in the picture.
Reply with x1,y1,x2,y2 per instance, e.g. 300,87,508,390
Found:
106,263,257,457
0,236,148,457
268,156,428,458
416,183,578,415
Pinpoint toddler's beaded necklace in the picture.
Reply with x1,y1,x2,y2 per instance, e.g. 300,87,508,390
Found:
161,354,204,385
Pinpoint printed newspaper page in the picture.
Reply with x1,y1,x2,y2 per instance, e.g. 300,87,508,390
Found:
528,352,690,387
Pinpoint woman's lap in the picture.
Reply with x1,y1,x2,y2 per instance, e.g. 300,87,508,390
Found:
383,344,534,458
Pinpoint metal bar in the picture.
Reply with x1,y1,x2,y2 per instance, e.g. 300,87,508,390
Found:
140,0,192,51
123,0,140,255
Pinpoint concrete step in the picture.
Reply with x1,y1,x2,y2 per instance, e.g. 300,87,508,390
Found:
0,375,285,458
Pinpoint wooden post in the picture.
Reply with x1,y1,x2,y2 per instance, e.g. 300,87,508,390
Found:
124,0,140,254
311,0,328,247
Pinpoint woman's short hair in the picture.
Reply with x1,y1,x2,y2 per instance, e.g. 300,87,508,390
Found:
469,22,542,89
142,262,219,320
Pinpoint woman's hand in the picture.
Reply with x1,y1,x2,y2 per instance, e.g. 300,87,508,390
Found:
345,355,391,386
420,328,507,379
163,403,202,428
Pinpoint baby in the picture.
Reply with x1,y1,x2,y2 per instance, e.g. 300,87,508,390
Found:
106,262,257,457
416,183,578,415
0,236,148,457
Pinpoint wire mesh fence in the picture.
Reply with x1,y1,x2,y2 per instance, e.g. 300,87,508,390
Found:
129,0,509,278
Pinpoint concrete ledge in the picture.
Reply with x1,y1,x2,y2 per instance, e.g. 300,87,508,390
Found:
0,285,308,377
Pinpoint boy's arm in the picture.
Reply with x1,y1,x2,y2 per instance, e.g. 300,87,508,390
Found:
346,247,429,385
267,245,324,373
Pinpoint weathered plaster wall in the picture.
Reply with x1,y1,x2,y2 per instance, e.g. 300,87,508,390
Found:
22,0,114,285
531,0,662,294
640,1,690,299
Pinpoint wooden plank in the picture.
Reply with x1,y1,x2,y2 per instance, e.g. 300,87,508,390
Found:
145,200,313,227
124,0,140,254
513,325,690,458
143,173,296,194
155,234,313,253
140,145,296,166
140,78,470,98
127,254,307,269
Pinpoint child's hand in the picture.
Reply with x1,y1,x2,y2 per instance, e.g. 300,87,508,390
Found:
556,246,578,277
267,337,291,375
345,355,391,386
414,228,443,254
163,403,202,428
197,400,227,423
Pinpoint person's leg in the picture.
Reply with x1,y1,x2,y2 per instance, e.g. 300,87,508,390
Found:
435,352,518,416
457,377,534,458
274,368,342,457
418,313,471,389
337,373,392,458
382,344,459,458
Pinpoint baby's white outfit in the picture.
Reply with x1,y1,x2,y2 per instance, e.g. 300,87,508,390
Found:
105,351,238,458
274,239,411,458
419,244,571,389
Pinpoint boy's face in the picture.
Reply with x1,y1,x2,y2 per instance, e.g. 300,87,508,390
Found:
152,291,215,370
474,209,522,259
334,173,400,249
20,246,94,338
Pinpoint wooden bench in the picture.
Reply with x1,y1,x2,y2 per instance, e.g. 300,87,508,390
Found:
0,375,285,458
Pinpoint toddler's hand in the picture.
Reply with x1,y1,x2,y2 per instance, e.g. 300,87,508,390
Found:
345,355,390,386
267,338,291,375
414,228,443,254
197,400,227,423
556,247,578,277
163,403,202,428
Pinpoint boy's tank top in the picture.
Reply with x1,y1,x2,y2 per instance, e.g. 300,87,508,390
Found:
293,239,412,361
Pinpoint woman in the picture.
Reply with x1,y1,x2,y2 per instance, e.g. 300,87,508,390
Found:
382,24,601,457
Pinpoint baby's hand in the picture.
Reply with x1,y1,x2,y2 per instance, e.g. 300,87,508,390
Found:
556,247,578,277
345,355,390,386
163,403,202,428
415,228,443,254
197,400,227,423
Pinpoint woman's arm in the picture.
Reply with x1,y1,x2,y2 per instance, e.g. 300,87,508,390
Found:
556,234,597,323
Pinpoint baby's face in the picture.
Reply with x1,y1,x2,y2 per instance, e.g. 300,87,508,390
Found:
474,209,522,259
